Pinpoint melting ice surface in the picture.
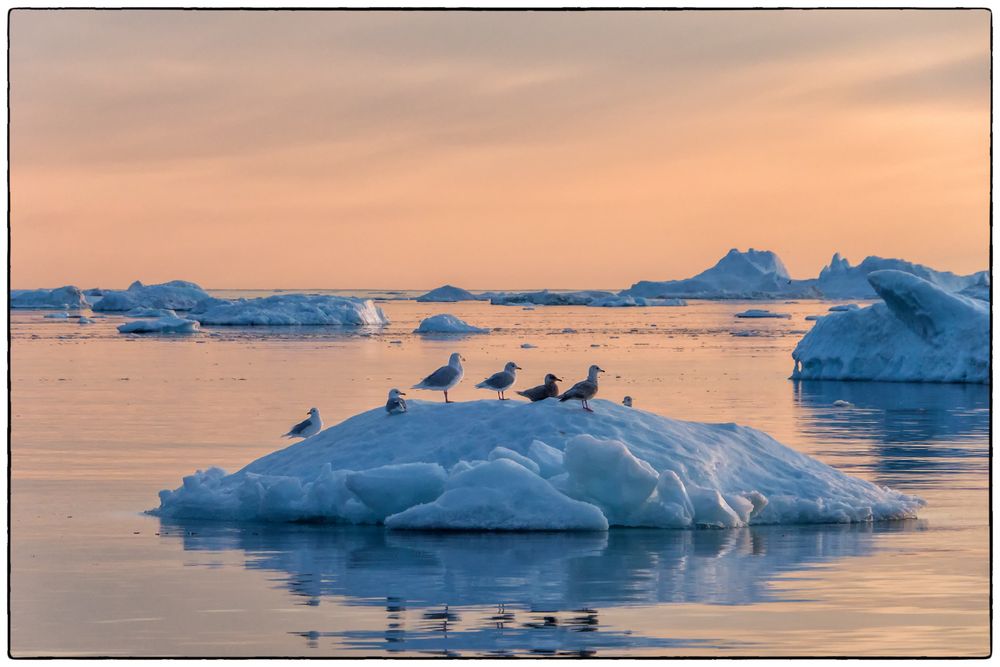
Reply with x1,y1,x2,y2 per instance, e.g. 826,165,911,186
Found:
153,399,924,529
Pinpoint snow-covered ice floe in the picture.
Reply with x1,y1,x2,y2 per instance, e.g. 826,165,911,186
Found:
413,313,489,334
93,280,212,312
792,270,988,383
151,399,924,530
191,294,388,326
735,309,791,319
118,315,201,334
11,286,88,310
415,284,486,303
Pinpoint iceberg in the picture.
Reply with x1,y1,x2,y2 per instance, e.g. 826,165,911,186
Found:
191,294,388,326
118,314,201,334
413,313,489,334
488,290,618,306
93,280,212,312
415,285,486,302
816,252,986,299
151,399,924,530
792,270,988,383
123,307,179,318
11,286,88,310
622,248,815,299
588,295,687,307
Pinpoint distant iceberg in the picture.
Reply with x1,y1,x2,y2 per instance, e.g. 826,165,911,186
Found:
11,286,88,310
118,314,201,334
415,285,486,303
588,295,687,308
489,290,618,306
792,270,988,383
622,248,815,300
93,280,212,312
151,399,923,529
815,253,986,299
414,313,489,334
735,309,790,319
191,294,388,326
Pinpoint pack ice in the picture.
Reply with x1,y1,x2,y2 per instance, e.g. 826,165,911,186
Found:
152,399,923,530
792,270,988,383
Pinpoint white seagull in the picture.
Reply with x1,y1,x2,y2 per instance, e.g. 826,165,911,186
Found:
558,365,605,412
412,352,465,403
283,407,322,438
475,361,522,400
385,388,407,415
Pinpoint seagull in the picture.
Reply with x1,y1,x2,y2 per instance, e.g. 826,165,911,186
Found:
385,388,407,415
558,365,605,412
475,361,522,400
282,407,322,438
517,373,562,402
412,352,465,403
622,396,633,408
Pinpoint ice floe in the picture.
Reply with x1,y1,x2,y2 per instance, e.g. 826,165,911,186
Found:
414,313,489,334
118,315,201,334
735,309,791,319
152,399,924,530
792,270,988,383
11,286,88,310
191,294,388,326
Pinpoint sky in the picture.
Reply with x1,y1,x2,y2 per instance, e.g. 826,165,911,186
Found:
10,9,990,289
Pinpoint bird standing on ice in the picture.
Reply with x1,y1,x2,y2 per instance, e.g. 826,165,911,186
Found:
283,407,322,438
475,361,522,400
517,373,562,402
622,396,633,408
412,352,465,403
385,388,407,415
559,365,605,412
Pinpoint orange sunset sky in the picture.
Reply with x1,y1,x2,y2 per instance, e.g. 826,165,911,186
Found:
10,9,990,290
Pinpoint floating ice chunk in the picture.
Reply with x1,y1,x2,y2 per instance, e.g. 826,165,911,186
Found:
415,285,485,302
93,280,211,312
527,440,565,479
805,315,823,321
44,312,70,319
385,459,608,531
489,290,617,306
413,313,489,334
828,304,859,312
735,309,791,319
345,463,447,520
118,315,200,334
11,286,87,310
151,399,924,529
832,400,853,408
588,295,687,307
193,294,388,326
487,446,541,475
792,270,988,383
521,343,537,349
78,317,94,325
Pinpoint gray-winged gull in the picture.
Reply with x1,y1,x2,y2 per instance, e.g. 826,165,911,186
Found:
412,352,465,403
475,361,522,400
558,365,605,412
517,373,562,402
282,407,322,438
385,388,407,415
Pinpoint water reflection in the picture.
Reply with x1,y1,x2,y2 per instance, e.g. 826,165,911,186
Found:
159,520,924,654
792,380,989,485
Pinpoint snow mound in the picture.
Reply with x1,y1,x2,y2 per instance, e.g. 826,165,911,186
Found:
191,294,388,326
413,313,489,334
415,285,485,302
588,295,687,307
622,248,813,299
118,315,201,334
11,286,88,310
735,309,791,319
151,399,924,530
817,252,986,299
792,270,988,383
93,280,211,312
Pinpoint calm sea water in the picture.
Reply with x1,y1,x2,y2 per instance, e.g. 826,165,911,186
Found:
10,292,989,656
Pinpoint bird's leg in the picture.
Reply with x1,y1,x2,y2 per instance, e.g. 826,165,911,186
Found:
444,391,451,403
583,400,594,413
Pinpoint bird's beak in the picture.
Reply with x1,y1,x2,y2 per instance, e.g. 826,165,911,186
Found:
516,365,522,370
399,392,406,396
556,377,562,381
